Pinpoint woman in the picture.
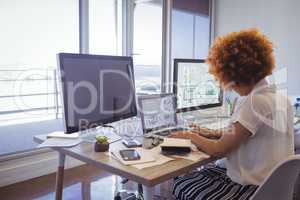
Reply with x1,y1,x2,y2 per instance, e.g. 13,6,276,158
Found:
171,29,294,200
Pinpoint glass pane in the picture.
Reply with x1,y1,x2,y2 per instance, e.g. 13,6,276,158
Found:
0,0,79,123
172,10,194,59
172,0,210,60
89,0,122,55
195,14,210,58
0,0,79,68
133,0,162,95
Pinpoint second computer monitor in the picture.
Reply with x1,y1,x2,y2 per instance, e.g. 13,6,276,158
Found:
173,59,223,112
58,53,137,133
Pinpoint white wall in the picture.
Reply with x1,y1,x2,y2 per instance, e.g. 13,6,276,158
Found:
0,150,83,187
214,0,300,96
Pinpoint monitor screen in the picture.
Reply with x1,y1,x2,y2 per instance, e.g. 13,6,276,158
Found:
173,59,222,112
138,94,177,133
58,53,137,133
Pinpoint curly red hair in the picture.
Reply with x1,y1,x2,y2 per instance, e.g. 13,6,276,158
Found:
206,28,275,87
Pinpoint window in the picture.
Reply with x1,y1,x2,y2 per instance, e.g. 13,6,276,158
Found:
133,0,163,95
0,0,79,124
171,0,210,60
89,0,122,55
0,0,79,155
0,0,212,156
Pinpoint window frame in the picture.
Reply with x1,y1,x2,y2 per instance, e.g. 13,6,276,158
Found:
0,0,214,159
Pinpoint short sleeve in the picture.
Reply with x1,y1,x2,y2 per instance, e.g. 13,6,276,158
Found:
231,95,272,136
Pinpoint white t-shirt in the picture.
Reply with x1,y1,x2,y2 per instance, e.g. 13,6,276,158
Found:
225,79,294,186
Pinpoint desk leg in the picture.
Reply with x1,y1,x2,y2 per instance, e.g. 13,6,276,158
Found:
294,175,300,200
55,152,66,200
159,181,172,199
81,180,91,200
143,185,154,200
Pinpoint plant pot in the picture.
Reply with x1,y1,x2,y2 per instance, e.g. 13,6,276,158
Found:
94,142,109,152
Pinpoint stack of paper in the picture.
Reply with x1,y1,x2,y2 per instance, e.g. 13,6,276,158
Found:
109,138,210,169
38,138,82,148
110,148,156,166
171,143,210,161
47,131,79,139
110,147,175,169
132,147,175,169
171,151,210,161
160,138,192,148
161,138,210,161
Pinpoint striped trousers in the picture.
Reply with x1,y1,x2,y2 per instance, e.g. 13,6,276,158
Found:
172,166,258,200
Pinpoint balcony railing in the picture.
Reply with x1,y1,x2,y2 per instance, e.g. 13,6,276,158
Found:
0,66,162,123
0,69,61,122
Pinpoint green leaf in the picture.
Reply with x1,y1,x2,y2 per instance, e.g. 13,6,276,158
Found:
95,135,108,143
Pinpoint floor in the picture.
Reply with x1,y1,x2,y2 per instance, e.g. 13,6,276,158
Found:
1,163,300,200
0,164,169,200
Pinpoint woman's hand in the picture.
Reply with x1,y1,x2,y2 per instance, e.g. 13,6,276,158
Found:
189,124,220,139
169,122,251,157
189,123,201,132
169,131,194,140
189,124,212,137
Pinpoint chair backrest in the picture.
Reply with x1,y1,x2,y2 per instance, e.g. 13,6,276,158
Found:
251,155,300,200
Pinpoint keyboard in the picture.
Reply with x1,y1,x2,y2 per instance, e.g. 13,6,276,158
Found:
144,118,230,138
151,127,188,137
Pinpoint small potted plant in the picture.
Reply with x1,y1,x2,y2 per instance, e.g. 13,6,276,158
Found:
94,135,109,152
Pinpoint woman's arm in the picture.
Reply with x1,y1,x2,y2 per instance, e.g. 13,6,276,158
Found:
170,122,251,157
189,124,224,139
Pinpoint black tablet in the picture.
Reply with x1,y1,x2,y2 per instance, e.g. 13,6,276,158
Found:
119,149,141,161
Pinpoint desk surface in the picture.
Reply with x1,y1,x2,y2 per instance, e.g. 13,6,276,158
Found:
34,135,216,187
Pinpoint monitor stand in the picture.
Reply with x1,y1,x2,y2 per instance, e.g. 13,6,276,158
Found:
122,138,142,148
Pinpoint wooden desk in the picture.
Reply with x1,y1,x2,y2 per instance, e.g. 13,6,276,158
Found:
34,135,216,200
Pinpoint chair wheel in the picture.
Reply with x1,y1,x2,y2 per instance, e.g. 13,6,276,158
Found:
114,191,137,200
114,192,122,200
121,178,129,184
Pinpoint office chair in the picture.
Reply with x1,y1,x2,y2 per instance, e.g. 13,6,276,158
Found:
250,155,300,200
114,178,144,200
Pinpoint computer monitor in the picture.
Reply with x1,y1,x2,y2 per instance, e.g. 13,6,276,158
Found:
138,93,177,133
58,53,137,133
173,59,223,112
